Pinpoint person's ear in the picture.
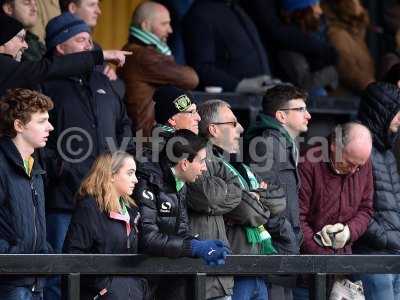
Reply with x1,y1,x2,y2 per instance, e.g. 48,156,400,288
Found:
14,119,25,134
141,20,151,32
168,117,177,128
180,159,189,171
275,110,287,124
55,44,66,56
208,124,218,138
68,2,78,13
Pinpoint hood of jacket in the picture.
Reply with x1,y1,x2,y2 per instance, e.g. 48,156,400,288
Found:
358,82,400,151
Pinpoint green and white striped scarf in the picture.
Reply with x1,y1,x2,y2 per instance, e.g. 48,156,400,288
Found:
130,26,172,56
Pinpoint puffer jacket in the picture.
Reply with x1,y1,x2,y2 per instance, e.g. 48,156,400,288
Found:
355,82,400,254
134,159,193,257
0,137,52,288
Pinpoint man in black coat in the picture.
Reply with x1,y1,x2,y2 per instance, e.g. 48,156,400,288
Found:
41,11,134,253
39,12,134,300
0,13,129,96
355,81,400,299
0,88,54,299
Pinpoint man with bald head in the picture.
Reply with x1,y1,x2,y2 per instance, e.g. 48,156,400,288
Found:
119,1,199,136
298,122,374,256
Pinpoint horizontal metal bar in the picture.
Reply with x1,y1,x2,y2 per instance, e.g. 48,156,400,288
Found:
0,255,399,275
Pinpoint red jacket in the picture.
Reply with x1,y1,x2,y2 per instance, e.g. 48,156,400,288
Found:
298,146,373,254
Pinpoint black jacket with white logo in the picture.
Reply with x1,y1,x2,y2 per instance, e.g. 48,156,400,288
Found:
134,159,193,257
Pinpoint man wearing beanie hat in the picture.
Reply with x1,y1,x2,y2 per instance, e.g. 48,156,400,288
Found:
40,12,133,300
154,85,201,135
1,0,46,62
45,12,91,54
0,13,130,97
140,85,201,161
0,12,27,61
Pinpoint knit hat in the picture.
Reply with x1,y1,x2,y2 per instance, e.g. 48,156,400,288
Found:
154,86,196,125
0,14,24,46
282,0,319,12
45,12,90,51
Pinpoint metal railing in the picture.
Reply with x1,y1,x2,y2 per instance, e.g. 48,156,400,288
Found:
1,254,400,300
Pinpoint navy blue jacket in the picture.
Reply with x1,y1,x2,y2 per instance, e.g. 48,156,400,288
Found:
183,0,270,91
41,71,133,212
0,137,51,287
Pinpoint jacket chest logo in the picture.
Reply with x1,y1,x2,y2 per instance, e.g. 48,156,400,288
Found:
160,201,172,213
142,190,154,201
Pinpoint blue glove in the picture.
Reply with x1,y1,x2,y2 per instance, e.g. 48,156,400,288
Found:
191,239,231,266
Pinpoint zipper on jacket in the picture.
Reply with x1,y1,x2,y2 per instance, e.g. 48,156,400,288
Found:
30,181,38,252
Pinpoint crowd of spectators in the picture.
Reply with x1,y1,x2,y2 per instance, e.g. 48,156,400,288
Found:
1,0,400,300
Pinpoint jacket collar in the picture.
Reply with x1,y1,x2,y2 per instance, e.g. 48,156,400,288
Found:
0,137,45,177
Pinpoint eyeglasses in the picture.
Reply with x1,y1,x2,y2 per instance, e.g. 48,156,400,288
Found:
279,107,308,113
180,109,198,116
15,33,26,43
211,121,238,127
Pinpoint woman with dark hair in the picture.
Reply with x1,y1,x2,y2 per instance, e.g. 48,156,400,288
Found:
63,151,148,300
277,0,338,96
322,0,375,94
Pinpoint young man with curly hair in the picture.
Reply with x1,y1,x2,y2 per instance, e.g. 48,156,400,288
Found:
0,88,54,300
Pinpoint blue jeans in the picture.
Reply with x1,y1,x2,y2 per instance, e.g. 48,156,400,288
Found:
44,212,72,300
353,274,400,300
0,286,43,300
233,277,268,300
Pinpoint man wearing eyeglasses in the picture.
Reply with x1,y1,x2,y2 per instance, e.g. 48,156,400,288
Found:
244,84,311,299
296,122,373,298
185,99,286,300
1,0,46,62
139,85,201,161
